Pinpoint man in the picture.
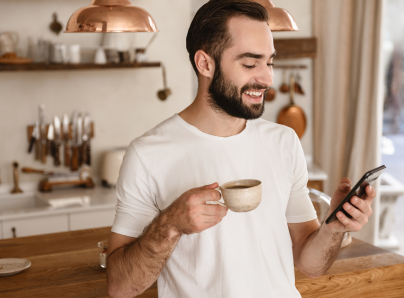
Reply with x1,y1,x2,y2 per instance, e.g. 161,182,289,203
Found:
106,1,376,297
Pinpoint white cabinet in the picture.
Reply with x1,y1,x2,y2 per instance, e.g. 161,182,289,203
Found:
2,214,69,239
69,209,115,231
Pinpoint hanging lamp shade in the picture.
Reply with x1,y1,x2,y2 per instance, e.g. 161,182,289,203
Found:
64,0,158,33
253,0,298,31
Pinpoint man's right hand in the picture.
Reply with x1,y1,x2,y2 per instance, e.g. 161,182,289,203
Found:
164,182,228,235
107,182,227,298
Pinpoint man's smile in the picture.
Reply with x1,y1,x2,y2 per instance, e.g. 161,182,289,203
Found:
243,89,266,103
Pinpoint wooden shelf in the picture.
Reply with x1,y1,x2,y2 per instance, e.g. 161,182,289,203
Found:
0,38,316,71
0,61,161,72
273,38,317,59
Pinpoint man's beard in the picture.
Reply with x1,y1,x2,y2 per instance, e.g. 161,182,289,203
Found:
207,64,268,120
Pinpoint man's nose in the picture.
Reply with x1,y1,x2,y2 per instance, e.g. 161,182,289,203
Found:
256,65,274,87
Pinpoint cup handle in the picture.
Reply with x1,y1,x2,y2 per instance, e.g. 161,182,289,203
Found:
213,200,227,208
206,187,227,208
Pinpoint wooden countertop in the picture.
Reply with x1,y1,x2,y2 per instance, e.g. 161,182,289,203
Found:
1,227,403,298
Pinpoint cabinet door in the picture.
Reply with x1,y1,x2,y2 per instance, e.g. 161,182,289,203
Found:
69,209,115,231
2,215,69,239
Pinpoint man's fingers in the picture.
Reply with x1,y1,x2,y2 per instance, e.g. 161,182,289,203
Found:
202,204,228,216
336,211,361,232
364,185,376,200
188,188,221,205
338,177,352,192
200,182,219,190
202,213,226,223
343,201,368,225
350,196,373,217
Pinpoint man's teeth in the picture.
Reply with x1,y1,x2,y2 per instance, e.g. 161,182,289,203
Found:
244,91,262,97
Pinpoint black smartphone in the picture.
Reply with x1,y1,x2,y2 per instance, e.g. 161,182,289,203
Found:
325,165,386,225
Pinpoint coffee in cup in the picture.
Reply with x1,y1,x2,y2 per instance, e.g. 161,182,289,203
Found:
210,179,262,212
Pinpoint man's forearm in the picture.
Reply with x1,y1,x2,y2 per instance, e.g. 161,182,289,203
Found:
295,222,345,278
107,211,181,298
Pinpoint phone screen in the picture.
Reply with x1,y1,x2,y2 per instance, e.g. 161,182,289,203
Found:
325,165,386,224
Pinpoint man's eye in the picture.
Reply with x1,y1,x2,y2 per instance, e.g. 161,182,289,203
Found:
243,65,256,69
267,63,275,67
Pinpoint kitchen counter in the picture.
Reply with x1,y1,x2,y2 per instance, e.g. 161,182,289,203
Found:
0,186,117,239
0,157,326,221
0,186,116,220
1,227,403,297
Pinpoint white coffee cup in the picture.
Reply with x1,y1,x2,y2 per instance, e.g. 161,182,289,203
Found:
94,48,107,64
208,179,262,212
68,45,81,64
50,43,68,64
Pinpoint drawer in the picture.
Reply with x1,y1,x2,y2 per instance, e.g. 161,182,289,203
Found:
2,214,69,239
69,209,115,231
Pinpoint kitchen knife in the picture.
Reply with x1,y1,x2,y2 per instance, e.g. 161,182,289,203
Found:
82,113,91,165
62,114,70,167
39,104,47,164
47,123,55,158
53,116,62,166
28,122,39,153
71,111,79,171
34,121,41,160
77,114,83,167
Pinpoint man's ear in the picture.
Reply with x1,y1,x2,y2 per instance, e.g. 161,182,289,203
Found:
194,50,215,79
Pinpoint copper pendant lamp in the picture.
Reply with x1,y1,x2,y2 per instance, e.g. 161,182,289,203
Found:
253,0,298,31
64,0,158,33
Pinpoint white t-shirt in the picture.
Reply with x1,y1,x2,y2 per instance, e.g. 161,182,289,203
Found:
112,114,317,298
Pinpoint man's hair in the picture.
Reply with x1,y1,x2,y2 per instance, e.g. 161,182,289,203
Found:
186,0,269,77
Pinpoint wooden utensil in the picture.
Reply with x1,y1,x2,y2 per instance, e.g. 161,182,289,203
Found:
157,64,171,101
294,72,305,95
10,162,23,194
22,167,54,175
49,13,63,35
265,87,276,102
277,74,306,138
279,70,289,93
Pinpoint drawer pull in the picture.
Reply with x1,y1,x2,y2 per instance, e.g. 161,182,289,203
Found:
11,227,16,238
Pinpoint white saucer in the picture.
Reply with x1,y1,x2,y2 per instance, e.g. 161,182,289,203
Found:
0,258,31,276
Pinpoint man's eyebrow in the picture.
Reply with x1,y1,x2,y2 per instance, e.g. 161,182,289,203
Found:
235,50,277,60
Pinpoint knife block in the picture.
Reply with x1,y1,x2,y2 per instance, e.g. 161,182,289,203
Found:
39,177,95,192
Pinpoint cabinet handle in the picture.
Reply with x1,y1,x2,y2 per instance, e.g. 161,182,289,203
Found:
11,227,16,238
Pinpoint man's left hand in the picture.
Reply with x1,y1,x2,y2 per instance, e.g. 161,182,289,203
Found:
326,177,376,234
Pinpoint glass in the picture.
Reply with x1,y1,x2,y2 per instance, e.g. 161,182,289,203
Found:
97,240,108,268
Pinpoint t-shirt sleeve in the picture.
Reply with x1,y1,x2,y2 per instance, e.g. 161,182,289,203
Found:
285,132,317,223
111,144,160,238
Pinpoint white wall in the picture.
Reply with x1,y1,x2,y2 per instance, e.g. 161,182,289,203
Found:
0,0,193,184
